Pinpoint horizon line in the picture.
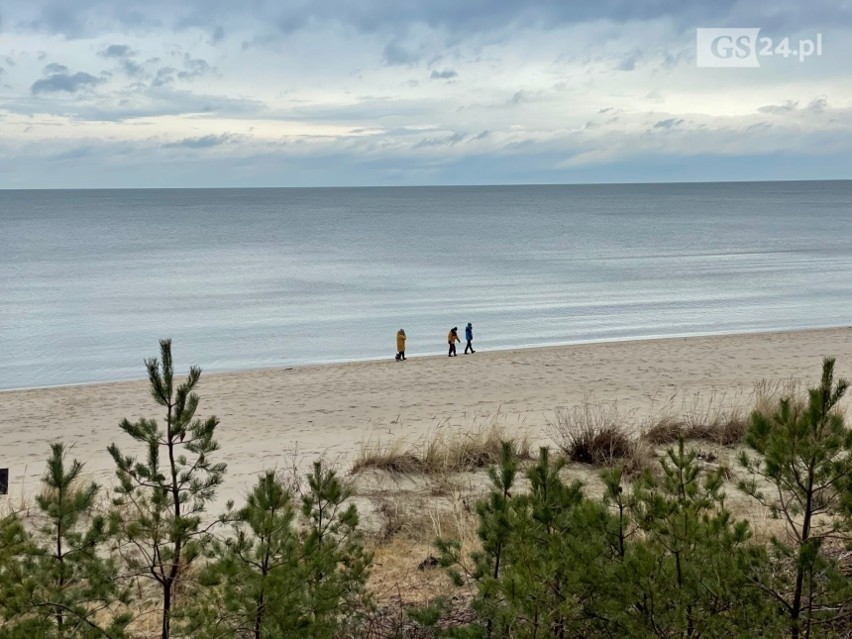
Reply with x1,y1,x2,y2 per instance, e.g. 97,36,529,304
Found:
2,177,851,192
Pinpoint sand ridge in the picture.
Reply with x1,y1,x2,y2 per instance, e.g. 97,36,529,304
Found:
1,327,851,507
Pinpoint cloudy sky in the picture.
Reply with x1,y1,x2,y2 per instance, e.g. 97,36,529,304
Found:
1,0,851,188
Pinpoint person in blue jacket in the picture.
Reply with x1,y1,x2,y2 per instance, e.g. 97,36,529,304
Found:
464,322,475,354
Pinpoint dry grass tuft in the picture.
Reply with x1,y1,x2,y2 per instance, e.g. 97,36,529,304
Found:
351,438,423,474
684,418,748,446
370,488,480,548
641,416,686,445
352,421,532,476
420,423,531,473
679,389,748,446
751,378,805,416
548,402,650,474
639,388,757,447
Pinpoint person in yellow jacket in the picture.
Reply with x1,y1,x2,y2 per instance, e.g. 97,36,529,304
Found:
448,327,460,357
396,329,407,361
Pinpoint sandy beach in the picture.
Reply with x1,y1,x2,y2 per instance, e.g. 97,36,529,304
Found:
2,327,851,507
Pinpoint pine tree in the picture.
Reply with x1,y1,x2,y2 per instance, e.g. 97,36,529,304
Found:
436,443,776,639
626,440,775,638
1,444,129,639
186,463,370,639
437,441,517,638
740,357,852,639
294,461,371,639
0,509,35,637
187,471,301,639
108,339,226,639
439,445,613,638
508,446,589,639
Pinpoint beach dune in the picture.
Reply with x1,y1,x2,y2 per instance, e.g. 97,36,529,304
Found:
1,328,851,507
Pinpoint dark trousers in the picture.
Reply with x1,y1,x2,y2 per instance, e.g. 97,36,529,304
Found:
397,351,405,360
448,343,457,356
464,340,474,353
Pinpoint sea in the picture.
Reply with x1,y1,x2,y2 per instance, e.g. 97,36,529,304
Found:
1,181,851,390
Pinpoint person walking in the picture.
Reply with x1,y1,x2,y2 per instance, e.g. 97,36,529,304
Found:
448,327,460,357
464,322,475,354
396,329,407,361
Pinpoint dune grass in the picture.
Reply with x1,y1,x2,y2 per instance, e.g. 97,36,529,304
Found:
639,381,806,447
547,401,651,474
352,419,533,476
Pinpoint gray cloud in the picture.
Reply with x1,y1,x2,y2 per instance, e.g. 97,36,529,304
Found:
284,96,441,123
163,133,236,149
616,53,638,71
807,97,828,113
31,71,102,94
3,105,852,189
144,54,215,87
152,66,176,86
25,3,86,37
3,0,852,188
414,131,466,148
653,118,685,129
50,145,96,161
757,98,831,116
3,79,268,121
758,100,799,115
100,44,133,58
430,68,457,79
383,41,420,66
177,55,212,80
122,59,143,76
18,0,821,39
43,62,69,74
147,55,212,87
746,122,772,133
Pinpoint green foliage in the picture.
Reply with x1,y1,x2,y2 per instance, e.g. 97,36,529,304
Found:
624,441,778,637
0,509,36,637
439,440,776,638
184,470,300,639
297,461,372,637
739,357,852,638
185,463,371,639
107,339,225,639
1,444,129,639
440,444,612,638
431,360,852,638
406,597,449,629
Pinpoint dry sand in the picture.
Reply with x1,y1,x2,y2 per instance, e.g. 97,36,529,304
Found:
2,327,852,507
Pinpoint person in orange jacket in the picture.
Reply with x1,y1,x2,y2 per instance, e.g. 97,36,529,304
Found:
447,327,460,357
396,329,407,361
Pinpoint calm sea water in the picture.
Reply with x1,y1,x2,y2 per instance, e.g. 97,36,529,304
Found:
1,182,851,390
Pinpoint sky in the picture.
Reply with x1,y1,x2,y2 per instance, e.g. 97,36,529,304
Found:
1,0,851,188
